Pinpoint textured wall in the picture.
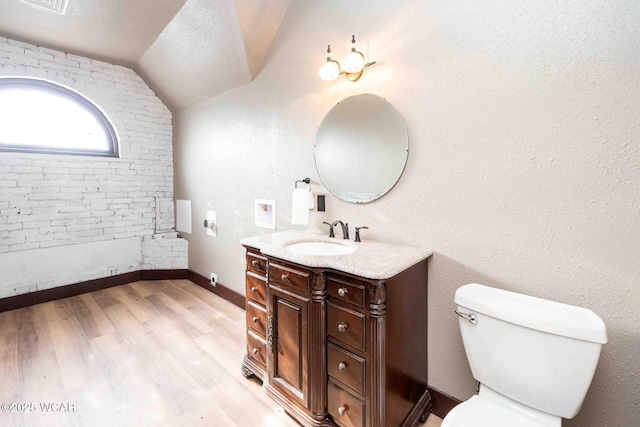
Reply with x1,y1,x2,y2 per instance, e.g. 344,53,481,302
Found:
0,37,184,295
174,1,640,425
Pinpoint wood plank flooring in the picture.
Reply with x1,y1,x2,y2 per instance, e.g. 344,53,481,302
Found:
0,280,442,427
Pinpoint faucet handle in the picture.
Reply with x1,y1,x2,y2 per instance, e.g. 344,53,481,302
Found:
322,221,335,238
354,226,368,242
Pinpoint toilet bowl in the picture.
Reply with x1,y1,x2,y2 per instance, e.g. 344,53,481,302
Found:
442,283,607,427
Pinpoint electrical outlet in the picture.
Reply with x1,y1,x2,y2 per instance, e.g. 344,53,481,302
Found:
210,273,217,286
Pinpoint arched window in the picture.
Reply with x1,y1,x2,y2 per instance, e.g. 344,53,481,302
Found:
0,77,119,157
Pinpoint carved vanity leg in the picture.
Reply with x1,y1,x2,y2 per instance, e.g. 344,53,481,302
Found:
241,355,255,379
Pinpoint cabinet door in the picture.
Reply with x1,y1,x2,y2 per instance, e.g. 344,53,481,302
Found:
268,285,309,409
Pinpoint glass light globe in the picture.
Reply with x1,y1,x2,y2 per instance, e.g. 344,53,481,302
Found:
318,60,340,81
342,49,365,73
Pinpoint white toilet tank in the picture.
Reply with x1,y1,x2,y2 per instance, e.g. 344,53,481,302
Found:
455,284,607,419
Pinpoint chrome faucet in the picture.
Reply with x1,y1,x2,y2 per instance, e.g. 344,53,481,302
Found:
332,220,349,239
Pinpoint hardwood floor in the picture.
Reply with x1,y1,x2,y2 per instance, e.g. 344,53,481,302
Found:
0,280,442,427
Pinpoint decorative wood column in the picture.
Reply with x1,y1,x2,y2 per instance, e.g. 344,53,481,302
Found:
309,273,329,421
368,280,387,427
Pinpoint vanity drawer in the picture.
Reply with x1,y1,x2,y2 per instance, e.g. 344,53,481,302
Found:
246,251,267,275
268,262,310,293
328,343,365,396
246,300,267,336
247,330,267,367
246,272,267,306
328,302,365,352
327,276,366,309
328,382,365,427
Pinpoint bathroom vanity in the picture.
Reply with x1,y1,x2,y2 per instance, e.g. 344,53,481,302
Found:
241,231,432,427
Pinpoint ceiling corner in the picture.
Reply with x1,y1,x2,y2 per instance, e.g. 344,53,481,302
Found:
235,0,292,80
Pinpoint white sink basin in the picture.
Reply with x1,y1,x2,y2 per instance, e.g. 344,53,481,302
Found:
285,240,356,256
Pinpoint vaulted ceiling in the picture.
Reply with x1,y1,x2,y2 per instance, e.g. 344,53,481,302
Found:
0,0,291,111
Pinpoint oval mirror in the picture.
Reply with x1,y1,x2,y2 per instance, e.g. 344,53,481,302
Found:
315,94,408,203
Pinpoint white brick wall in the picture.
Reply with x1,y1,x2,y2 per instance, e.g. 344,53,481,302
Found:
142,232,188,270
0,37,187,294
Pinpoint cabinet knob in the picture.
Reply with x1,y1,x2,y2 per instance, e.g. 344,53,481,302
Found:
252,316,259,323
251,260,260,268
251,286,258,293
252,348,259,355
338,406,347,416
337,322,348,333
281,274,288,282
337,287,348,297
338,362,346,371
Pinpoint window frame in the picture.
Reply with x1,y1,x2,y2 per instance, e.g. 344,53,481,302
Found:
0,77,119,158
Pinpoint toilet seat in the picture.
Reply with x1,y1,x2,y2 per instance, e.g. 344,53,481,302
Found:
441,395,546,427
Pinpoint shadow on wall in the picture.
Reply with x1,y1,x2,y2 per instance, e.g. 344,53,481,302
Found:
427,252,502,399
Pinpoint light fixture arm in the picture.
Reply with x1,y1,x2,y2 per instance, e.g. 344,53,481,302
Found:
351,36,376,67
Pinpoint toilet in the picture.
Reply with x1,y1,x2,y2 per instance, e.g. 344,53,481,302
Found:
442,283,607,427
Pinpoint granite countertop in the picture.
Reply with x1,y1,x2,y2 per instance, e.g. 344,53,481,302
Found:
240,230,432,280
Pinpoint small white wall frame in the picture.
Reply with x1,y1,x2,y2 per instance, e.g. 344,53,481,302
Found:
255,199,276,230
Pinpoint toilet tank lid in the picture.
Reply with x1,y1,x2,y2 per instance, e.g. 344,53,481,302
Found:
455,284,607,344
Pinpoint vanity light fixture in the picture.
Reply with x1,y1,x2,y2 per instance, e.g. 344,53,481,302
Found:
318,35,376,82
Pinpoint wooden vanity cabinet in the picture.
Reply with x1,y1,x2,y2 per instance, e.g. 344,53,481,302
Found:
264,258,330,424
242,248,268,381
242,245,431,427
326,264,432,427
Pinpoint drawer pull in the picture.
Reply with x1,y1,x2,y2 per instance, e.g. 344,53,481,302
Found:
252,347,260,355
338,362,347,371
251,286,258,293
251,260,260,268
338,406,347,416
338,322,348,333
252,316,259,323
338,287,349,297
281,274,288,282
